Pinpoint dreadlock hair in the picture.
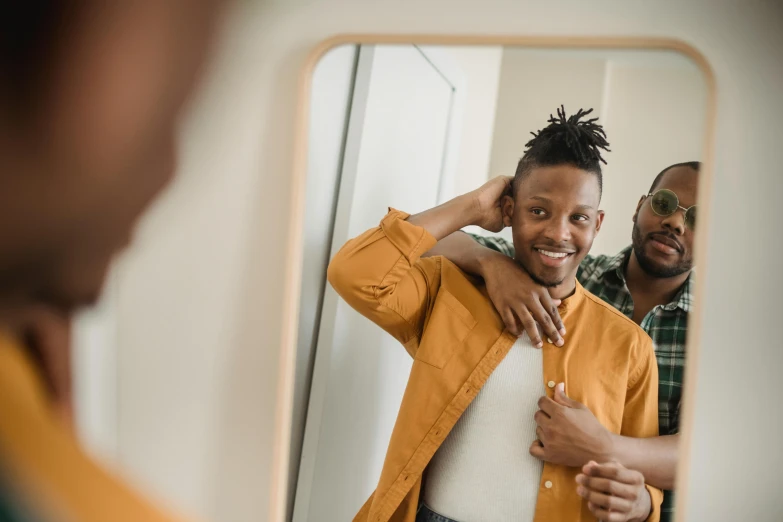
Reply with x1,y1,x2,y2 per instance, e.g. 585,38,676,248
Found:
513,106,611,199
649,161,701,192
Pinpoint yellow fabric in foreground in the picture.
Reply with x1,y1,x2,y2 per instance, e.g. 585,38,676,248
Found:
0,333,187,522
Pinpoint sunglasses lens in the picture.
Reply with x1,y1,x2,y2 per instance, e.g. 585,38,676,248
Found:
650,190,678,216
686,206,696,229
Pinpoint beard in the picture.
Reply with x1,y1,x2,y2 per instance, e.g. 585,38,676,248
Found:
631,222,693,278
0,249,106,319
527,271,565,288
513,256,566,288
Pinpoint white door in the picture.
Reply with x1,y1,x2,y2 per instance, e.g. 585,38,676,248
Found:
293,44,461,522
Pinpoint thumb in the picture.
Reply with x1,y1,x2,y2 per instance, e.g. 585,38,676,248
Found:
554,382,581,408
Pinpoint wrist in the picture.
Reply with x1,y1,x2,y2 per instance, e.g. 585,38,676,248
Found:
407,195,482,240
595,430,620,463
474,246,506,278
461,192,484,227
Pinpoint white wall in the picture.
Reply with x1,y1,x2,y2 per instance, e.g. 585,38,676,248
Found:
85,2,783,522
438,46,503,201
488,49,607,179
485,49,705,256
596,51,706,255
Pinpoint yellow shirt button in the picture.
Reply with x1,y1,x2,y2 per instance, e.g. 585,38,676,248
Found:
545,481,553,489
547,381,555,388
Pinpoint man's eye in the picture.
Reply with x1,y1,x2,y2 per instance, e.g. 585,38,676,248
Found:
572,214,589,222
531,209,546,216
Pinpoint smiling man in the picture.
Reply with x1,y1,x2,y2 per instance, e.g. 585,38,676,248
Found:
430,161,699,522
328,108,662,522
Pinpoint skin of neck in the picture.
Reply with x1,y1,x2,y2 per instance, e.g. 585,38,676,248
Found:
547,275,577,301
0,294,48,344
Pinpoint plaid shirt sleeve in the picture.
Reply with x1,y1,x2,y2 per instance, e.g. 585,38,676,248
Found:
469,234,516,257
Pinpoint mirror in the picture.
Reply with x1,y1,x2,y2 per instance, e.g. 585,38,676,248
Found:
292,43,707,522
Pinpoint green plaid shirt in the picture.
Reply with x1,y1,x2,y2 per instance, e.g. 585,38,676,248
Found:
471,235,692,522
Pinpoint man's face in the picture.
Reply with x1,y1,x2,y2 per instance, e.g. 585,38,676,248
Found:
502,165,604,289
632,166,698,278
0,2,224,313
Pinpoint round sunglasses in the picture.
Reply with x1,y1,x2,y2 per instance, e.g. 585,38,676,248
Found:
646,189,696,230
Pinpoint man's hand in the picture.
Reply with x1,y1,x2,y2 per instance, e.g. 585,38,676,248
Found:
479,253,565,346
576,461,652,522
408,176,513,241
530,383,614,467
468,175,513,232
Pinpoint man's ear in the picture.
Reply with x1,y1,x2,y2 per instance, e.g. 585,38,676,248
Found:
501,195,515,227
633,195,645,223
596,210,605,234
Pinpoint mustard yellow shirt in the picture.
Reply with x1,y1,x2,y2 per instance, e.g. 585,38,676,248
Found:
328,209,663,522
0,332,185,522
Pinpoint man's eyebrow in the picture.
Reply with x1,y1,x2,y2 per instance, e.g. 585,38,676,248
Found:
528,196,553,204
527,196,596,211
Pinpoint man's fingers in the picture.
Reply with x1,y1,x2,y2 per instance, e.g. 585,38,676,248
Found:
533,409,550,425
529,440,546,460
516,309,543,348
553,382,584,409
501,308,521,337
529,300,563,346
587,502,631,522
539,292,566,338
535,425,546,444
499,176,514,197
577,487,634,514
576,474,638,501
584,461,645,486
553,382,569,406
537,395,560,417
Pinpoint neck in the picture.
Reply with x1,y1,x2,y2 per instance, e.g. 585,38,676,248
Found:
549,277,577,301
0,304,29,344
0,294,47,345
625,251,690,304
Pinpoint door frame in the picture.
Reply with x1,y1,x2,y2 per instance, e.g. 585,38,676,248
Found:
291,43,467,522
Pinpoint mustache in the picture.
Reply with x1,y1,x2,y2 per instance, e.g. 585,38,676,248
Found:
647,231,683,252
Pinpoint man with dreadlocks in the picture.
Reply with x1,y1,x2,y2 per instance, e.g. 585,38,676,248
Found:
328,107,662,522
430,107,698,522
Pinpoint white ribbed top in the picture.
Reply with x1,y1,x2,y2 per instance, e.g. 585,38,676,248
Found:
422,335,544,522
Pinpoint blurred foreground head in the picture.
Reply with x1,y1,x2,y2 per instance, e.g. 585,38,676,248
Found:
0,2,225,321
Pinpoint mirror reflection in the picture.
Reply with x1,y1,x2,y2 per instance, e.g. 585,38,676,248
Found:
293,44,706,522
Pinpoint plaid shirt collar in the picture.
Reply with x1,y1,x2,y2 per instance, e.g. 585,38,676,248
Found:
593,245,694,314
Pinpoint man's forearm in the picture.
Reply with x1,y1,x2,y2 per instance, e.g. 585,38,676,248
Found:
423,231,500,277
406,195,480,242
609,433,679,490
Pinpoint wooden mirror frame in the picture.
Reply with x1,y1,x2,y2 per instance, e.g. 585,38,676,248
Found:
272,34,716,522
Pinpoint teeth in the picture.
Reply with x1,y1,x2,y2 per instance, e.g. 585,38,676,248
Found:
538,249,569,259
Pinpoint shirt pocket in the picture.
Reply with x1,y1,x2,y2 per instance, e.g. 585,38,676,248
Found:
416,290,477,369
